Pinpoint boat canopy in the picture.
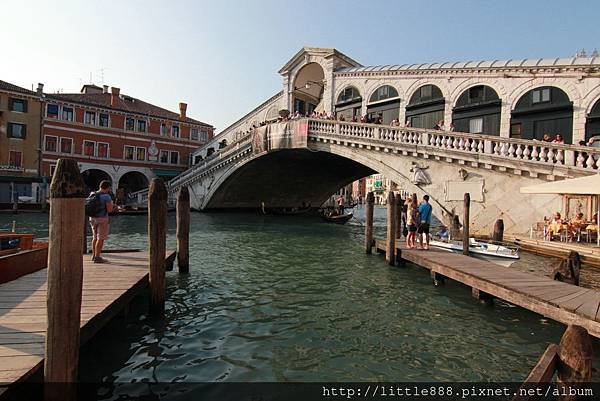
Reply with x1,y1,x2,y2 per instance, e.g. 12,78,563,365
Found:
519,173,600,195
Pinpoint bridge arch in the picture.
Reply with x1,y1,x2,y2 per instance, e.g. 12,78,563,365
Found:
451,84,502,135
405,83,446,129
291,62,325,115
334,85,363,120
510,85,574,143
366,84,402,124
117,171,149,195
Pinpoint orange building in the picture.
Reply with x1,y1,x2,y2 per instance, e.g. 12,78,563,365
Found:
42,85,214,196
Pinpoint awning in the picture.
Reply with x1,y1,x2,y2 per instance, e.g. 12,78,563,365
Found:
519,173,600,195
152,169,181,178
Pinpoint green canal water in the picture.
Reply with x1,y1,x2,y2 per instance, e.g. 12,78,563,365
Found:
1,209,598,392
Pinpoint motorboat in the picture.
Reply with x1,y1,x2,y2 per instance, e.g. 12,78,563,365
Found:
429,237,520,266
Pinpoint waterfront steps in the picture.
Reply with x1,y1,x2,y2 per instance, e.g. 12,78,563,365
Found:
0,251,173,393
375,240,600,338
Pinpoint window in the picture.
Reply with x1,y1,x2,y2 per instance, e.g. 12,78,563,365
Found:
191,128,199,141
532,88,551,104
420,85,432,99
137,120,146,132
200,129,209,142
7,123,26,139
8,151,22,168
99,113,109,127
50,164,57,177
62,107,74,121
84,111,96,125
83,140,95,156
469,117,483,134
47,104,59,118
126,117,135,131
97,142,109,158
123,146,135,160
160,123,167,136
60,137,73,154
337,86,361,104
45,136,58,152
469,86,484,102
172,125,180,138
136,147,146,161
369,85,399,103
170,151,179,165
9,98,27,113
160,150,169,163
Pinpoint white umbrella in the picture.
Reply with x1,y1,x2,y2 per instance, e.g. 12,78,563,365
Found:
520,173,600,247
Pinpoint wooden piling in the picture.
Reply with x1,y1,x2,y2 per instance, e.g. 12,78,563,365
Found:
82,214,88,254
176,186,190,274
492,219,504,242
385,191,397,266
472,287,493,304
148,178,167,314
557,325,593,401
44,159,86,400
463,193,470,256
431,270,445,286
365,192,374,254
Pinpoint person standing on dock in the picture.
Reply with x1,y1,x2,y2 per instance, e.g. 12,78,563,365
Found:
88,180,114,263
417,195,432,250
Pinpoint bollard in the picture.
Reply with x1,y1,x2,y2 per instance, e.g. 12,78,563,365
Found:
385,191,397,266
176,186,190,274
492,219,504,242
44,159,86,401
365,192,374,254
463,193,470,256
148,178,167,314
557,325,593,401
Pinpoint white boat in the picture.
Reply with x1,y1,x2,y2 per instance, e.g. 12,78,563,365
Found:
429,238,520,266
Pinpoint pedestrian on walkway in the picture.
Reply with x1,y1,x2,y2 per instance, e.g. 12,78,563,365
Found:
87,180,114,263
417,195,432,250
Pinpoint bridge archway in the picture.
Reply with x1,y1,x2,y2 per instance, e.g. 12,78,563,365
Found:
366,85,401,124
118,171,149,196
335,86,362,121
405,84,445,129
510,86,574,143
292,62,325,115
585,97,600,141
81,169,112,193
452,85,501,135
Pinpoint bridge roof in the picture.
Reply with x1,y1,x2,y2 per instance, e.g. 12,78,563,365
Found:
279,47,362,74
335,56,600,73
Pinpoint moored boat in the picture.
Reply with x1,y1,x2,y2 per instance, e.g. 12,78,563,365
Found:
429,237,519,266
0,232,48,284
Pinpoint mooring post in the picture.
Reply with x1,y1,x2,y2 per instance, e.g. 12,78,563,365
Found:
385,191,397,266
463,193,470,256
44,159,86,401
557,325,593,401
176,186,190,274
82,213,88,254
365,192,374,254
492,219,504,242
148,178,167,314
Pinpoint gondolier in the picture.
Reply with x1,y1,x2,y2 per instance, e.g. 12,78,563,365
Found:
337,195,345,214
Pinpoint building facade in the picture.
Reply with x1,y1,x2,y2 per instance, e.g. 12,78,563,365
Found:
43,85,214,197
0,81,45,207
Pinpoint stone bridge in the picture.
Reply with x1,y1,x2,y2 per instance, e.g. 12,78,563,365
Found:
159,118,600,235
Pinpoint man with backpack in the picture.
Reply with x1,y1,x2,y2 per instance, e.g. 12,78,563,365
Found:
86,180,114,263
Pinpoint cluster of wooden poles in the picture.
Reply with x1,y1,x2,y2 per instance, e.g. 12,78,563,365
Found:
44,159,191,399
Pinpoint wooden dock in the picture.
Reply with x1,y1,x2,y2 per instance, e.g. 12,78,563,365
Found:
0,251,172,389
375,240,600,338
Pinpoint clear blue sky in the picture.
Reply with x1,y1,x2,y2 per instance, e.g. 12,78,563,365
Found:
2,0,599,132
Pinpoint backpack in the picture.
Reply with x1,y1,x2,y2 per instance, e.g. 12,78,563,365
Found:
85,191,104,217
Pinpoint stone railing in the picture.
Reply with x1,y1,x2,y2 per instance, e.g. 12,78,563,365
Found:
307,119,600,174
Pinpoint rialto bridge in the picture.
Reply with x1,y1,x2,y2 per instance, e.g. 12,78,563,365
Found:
145,47,600,234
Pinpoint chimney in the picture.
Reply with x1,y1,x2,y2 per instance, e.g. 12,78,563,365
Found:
103,85,109,93
36,83,44,95
111,87,120,107
179,102,187,120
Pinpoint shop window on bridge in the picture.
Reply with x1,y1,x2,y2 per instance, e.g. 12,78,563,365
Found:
367,85,400,125
585,98,600,141
511,86,573,143
452,85,501,135
406,84,444,129
335,86,362,121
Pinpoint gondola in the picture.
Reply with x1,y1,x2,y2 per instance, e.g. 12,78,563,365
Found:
320,211,353,224
269,205,312,215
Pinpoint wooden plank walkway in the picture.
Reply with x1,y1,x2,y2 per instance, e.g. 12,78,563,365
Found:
375,240,600,338
0,251,171,388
